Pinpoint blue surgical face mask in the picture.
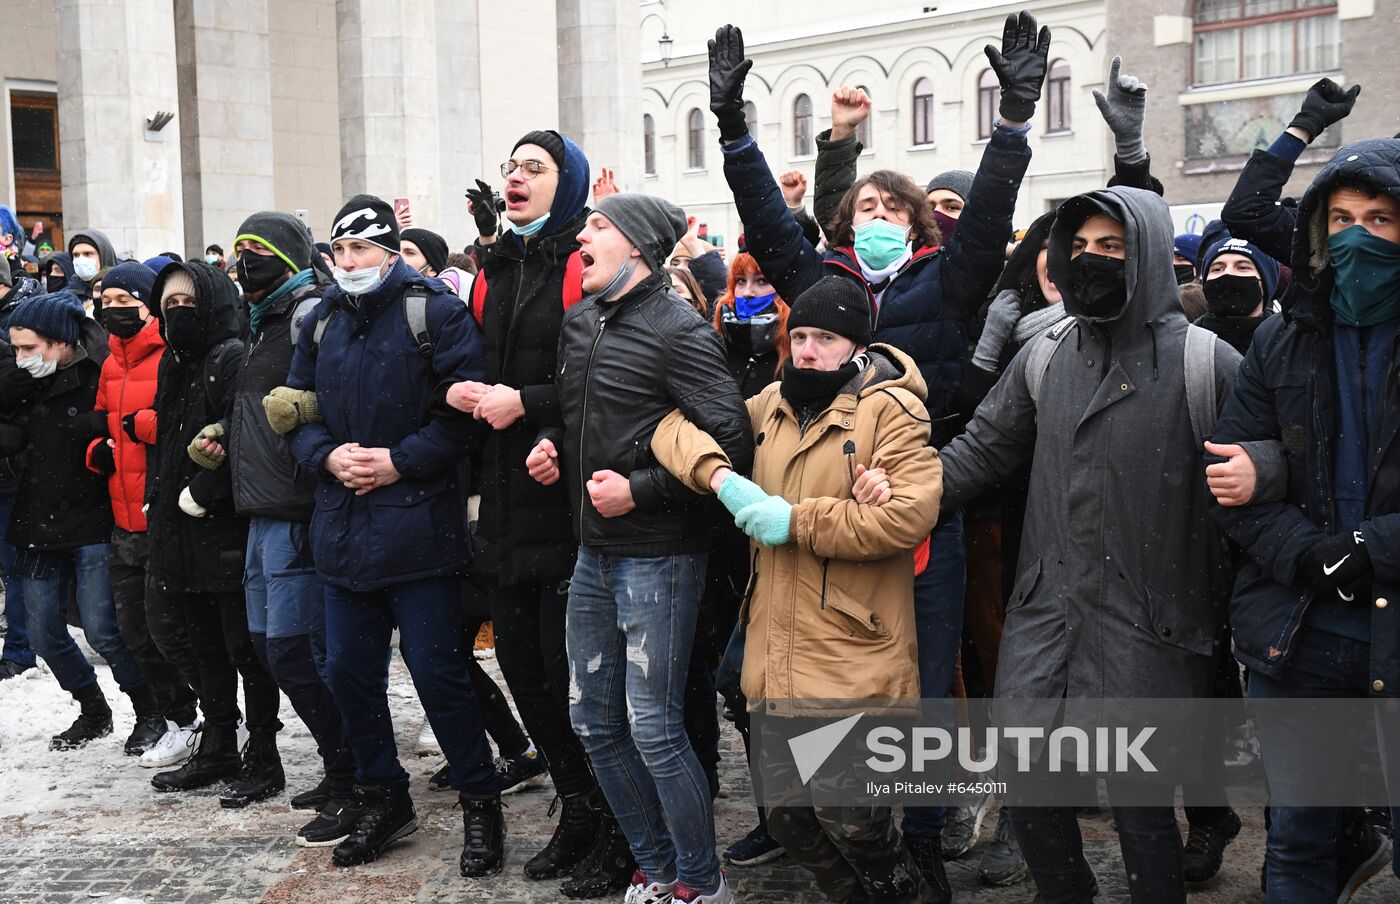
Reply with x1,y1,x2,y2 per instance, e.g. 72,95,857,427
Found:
734,292,776,321
1329,225,1400,327
204,254,220,266
73,257,99,281
853,218,911,271
507,212,551,238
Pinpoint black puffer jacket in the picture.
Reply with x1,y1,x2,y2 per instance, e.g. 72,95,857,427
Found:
553,272,753,556
146,263,248,593
228,278,322,523
474,211,587,585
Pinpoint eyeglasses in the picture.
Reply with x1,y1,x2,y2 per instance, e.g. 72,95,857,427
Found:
501,159,555,180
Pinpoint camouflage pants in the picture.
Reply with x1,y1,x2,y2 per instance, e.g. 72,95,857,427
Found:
765,797,932,903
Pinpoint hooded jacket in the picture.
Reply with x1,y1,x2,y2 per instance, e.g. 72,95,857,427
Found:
66,229,117,294
651,345,941,712
145,262,248,593
39,252,78,295
86,318,164,533
939,186,1242,700
1212,138,1400,693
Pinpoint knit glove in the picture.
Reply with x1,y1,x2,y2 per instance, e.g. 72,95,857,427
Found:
972,289,1024,371
466,178,500,237
1289,79,1361,143
178,485,208,518
187,423,226,470
735,495,793,547
263,386,321,435
984,11,1051,124
89,440,116,476
1092,56,1147,165
708,25,754,141
1298,529,1372,605
716,472,770,517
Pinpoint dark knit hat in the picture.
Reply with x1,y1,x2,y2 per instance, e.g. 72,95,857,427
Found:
925,169,975,201
143,256,175,273
9,291,86,345
595,193,688,276
236,211,315,273
401,228,448,274
787,276,873,345
102,262,157,303
329,194,400,255
513,130,567,169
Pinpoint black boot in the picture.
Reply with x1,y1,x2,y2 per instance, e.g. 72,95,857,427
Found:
332,785,418,867
560,804,636,898
1183,808,1242,882
123,684,167,756
459,793,505,878
524,792,599,880
219,732,286,808
51,683,114,751
151,721,240,792
290,774,332,811
905,834,953,904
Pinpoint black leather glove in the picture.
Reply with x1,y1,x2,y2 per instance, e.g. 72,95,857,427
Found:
122,411,142,444
1298,529,1373,605
983,11,1052,124
1289,78,1361,143
465,178,500,237
72,409,108,440
89,440,116,476
708,25,754,142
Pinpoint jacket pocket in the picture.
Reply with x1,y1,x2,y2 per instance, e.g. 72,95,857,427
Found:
371,481,457,573
1006,558,1042,614
1144,584,1217,657
823,583,892,641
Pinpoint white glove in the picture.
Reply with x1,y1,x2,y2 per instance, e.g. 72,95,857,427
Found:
178,486,208,518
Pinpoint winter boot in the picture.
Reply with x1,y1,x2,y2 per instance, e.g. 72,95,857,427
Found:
331,785,418,867
151,721,241,791
51,683,113,751
290,774,332,811
123,683,167,756
560,804,636,898
219,732,286,808
524,791,600,880
459,792,506,877
905,834,952,904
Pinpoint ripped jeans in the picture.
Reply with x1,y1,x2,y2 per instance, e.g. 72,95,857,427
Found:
566,546,720,891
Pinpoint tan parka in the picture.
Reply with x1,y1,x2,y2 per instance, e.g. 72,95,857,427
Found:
651,344,941,716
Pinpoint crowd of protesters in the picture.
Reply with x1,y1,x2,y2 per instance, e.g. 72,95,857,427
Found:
2,10,1399,904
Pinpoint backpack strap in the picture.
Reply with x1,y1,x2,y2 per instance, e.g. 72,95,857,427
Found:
310,307,335,356
1183,324,1219,445
403,290,433,359
289,297,319,346
1025,318,1077,407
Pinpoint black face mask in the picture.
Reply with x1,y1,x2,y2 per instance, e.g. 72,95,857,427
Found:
237,250,289,296
102,306,146,340
1174,263,1197,285
46,273,67,293
162,306,204,356
780,357,862,414
1066,252,1129,321
721,310,781,359
1203,273,1263,318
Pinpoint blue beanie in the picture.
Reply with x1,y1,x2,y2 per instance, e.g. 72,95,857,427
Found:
102,262,157,303
143,255,176,273
8,291,86,345
1201,234,1282,301
1174,233,1204,263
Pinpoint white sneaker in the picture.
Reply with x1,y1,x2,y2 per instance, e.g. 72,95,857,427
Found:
673,876,733,904
139,718,203,768
416,719,440,756
624,870,675,904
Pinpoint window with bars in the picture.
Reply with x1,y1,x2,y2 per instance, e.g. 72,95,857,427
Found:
687,108,705,169
912,78,934,146
793,94,813,157
977,69,999,139
1192,0,1339,85
1045,60,1071,133
643,114,656,175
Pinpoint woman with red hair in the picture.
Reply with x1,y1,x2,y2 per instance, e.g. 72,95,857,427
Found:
710,252,789,398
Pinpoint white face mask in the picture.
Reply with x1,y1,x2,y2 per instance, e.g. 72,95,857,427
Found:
332,253,390,296
73,257,99,281
16,354,57,378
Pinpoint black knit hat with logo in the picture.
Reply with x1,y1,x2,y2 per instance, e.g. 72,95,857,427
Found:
787,276,873,345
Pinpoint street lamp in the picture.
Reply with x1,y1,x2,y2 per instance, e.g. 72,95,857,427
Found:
641,13,673,67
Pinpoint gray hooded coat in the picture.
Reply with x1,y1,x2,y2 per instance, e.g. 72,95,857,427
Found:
940,186,1242,700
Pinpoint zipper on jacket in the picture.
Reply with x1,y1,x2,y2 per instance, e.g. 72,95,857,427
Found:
819,557,831,610
578,315,607,533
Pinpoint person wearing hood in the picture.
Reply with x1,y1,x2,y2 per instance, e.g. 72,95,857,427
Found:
279,194,505,875
1208,138,1400,901
1195,230,1281,355
142,262,284,810
649,275,942,904
223,212,358,839
525,192,752,904
938,186,1243,902
445,131,620,893
0,291,154,751
66,228,117,297
38,251,74,295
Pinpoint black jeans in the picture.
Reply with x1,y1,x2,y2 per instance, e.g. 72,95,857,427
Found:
459,577,528,759
109,529,198,724
490,577,595,798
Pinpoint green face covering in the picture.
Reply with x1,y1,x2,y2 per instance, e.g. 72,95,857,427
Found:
853,219,911,271
1329,225,1400,327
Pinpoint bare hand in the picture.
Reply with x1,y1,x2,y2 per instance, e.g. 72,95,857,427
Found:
394,205,413,230
587,469,636,518
830,86,872,140
324,443,363,482
592,167,619,202
199,437,226,458
474,385,525,430
446,380,491,415
1204,441,1256,507
851,464,892,506
526,438,560,485
346,446,401,496
684,215,701,244
779,171,809,208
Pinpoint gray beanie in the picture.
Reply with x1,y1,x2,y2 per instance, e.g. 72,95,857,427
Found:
925,170,975,201
595,193,688,276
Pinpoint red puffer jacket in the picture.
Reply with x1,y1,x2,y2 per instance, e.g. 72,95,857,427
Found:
87,319,163,532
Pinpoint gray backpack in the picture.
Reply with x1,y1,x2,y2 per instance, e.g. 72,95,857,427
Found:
292,291,435,358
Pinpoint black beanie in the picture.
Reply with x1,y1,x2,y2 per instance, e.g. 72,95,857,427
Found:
787,276,873,345
330,194,400,255
401,228,448,274
235,211,315,273
513,130,567,169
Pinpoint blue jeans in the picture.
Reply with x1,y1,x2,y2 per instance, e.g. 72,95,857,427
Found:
1249,628,1400,902
323,575,495,795
0,493,33,667
16,543,145,693
566,547,720,890
903,512,966,839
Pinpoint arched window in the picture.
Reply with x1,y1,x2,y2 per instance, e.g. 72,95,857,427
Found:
912,78,933,146
643,114,656,175
743,101,758,137
977,69,1000,139
856,86,872,148
687,108,705,169
793,94,813,157
1045,60,1071,133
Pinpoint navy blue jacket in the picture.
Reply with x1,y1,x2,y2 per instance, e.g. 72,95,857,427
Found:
720,127,1030,441
286,259,485,591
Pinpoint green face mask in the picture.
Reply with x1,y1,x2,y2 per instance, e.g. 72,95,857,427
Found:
1329,225,1400,327
853,218,911,272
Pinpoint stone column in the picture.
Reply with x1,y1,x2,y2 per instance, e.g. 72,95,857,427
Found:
556,0,643,189
174,0,277,256
432,0,481,245
55,0,185,257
